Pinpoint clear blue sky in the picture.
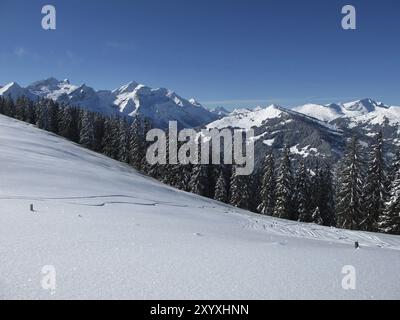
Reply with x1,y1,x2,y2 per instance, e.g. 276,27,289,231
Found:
0,0,399,109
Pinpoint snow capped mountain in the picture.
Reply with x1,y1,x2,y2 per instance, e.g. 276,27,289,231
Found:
112,82,219,128
210,106,230,117
0,82,38,101
60,83,117,114
207,104,285,129
293,103,343,122
206,104,344,167
294,98,400,126
27,77,77,99
2,77,400,158
342,98,387,113
1,78,219,128
1,114,400,299
206,98,400,168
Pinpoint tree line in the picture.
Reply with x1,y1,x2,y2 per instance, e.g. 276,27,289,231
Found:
0,96,399,235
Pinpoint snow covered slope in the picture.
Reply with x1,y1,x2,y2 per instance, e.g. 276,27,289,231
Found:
1,115,400,299
2,78,218,128
206,105,285,130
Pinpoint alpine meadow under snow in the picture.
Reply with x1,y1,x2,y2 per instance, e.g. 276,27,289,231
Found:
1,115,400,299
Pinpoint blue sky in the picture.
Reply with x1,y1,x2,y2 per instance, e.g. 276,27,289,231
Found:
0,0,399,109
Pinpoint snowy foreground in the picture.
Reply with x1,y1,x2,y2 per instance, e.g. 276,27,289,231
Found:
1,115,400,300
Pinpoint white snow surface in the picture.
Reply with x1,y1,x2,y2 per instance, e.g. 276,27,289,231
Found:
1,115,400,300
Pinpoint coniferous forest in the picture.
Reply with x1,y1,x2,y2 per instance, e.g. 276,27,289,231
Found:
1,96,399,235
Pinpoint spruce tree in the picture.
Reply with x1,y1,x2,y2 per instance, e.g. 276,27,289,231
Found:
58,107,73,139
379,167,400,235
141,118,153,173
317,163,336,226
214,169,229,203
93,114,105,152
174,164,193,191
129,116,144,171
389,151,400,184
102,117,119,159
4,98,15,118
47,100,59,134
274,145,294,220
25,100,36,124
189,164,209,197
36,100,49,131
15,97,27,121
362,131,388,231
257,153,276,215
79,111,95,149
229,167,251,210
0,97,5,115
336,136,365,230
117,118,129,163
296,160,312,222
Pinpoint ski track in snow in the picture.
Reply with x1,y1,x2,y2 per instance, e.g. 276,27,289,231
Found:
2,193,398,251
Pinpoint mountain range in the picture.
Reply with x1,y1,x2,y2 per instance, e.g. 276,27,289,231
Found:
0,78,219,129
1,78,400,166
205,99,400,166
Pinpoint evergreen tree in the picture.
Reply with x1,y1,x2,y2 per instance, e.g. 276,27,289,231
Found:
4,98,15,118
93,114,105,152
389,150,400,183
47,100,59,134
25,100,36,124
274,146,294,219
141,118,153,173
317,163,336,226
362,131,388,231
176,164,193,191
36,100,49,131
79,111,95,149
102,117,119,159
379,167,400,235
117,118,129,163
336,136,365,230
214,168,229,203
128,116,145,171
257,153,276,215
160,131,174,185
0,97,5,115
189,164,209,196
58,106,73,139
296,160,312,222
229,167,251,210
15,97,27,121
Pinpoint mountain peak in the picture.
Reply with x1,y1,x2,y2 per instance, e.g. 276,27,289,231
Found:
0,81,37,101
342,98,385,113
210,106,230,116
189,98,202,107
2,82,20,90
114,81,140,94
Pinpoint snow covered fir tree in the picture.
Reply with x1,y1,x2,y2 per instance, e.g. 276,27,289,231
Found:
0,95,400,235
